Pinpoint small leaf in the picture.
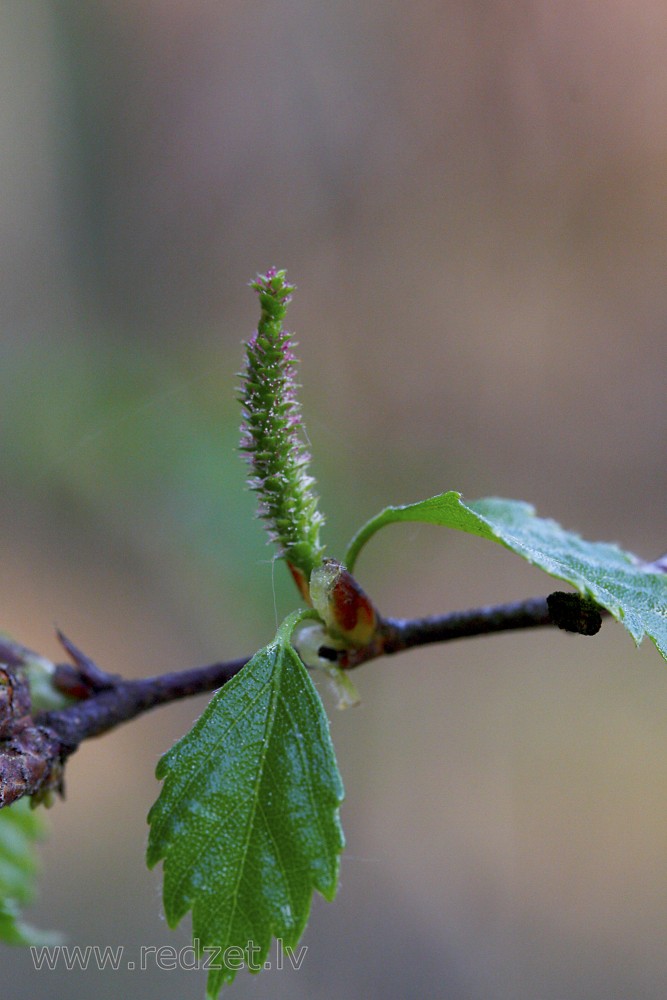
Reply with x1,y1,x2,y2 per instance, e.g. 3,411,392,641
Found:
0,799,59,946
346,491,667,661
146,612,344,996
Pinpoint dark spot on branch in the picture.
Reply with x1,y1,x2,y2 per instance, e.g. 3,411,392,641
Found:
317,646,340,662
546,592,602,636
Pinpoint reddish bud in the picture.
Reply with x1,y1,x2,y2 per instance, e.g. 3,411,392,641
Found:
310,559,378,648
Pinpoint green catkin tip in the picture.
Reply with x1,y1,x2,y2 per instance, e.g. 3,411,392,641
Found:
239,269,325,589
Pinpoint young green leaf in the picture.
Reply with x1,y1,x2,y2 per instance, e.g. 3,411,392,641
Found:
146,611,344,997
0,799,59,946
346,491,667,660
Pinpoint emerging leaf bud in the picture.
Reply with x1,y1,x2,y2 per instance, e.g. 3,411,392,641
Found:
292,620,361,709
309,559,378,648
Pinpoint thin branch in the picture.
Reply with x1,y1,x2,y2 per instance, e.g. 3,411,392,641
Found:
0,645,249,807
382,596,555,652
341,593,606,667
39,655,251,747
0,594,606,807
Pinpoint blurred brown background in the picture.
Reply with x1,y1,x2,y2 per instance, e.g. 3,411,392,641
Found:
1,2,667,998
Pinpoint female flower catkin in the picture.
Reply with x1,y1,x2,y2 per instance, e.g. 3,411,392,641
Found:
239,268,325,599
